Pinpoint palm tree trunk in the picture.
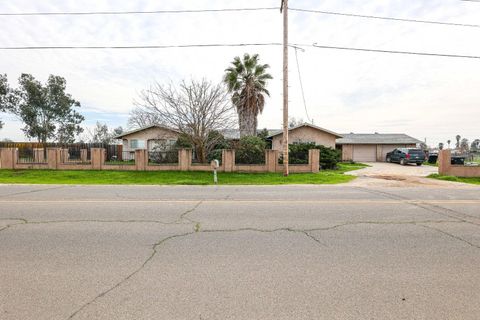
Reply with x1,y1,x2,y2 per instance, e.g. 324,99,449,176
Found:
238,108,256,137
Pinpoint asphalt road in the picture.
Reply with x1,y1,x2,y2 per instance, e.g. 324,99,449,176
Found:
1,183,480,319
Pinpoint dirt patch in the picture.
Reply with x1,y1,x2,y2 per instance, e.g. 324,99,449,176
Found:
348,174,474,188
371,175,407,181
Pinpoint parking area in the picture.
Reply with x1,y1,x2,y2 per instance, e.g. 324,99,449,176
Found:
348,162,437,178
344,162,456,188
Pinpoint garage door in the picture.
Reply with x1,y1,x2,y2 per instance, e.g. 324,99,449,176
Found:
380,144,404,162
353,145,377,162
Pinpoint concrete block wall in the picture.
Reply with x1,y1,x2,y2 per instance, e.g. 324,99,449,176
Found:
0,147,321,174
438,150,480,177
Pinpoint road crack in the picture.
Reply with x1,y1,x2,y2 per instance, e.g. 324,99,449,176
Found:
0,218,28,233
67,231,195,319
0,185,66,199
353,187,480,226
176,200,203,223
301,230,327,246
420,224,480,249
1,216,465,319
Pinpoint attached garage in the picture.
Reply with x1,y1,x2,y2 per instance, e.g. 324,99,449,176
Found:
379,144,403,161
353,145,377,162
337,133,421,162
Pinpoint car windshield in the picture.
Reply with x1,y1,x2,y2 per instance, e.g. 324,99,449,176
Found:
408,149,424,155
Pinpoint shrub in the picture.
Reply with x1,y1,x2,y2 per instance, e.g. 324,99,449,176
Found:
288,142,340,169
235,136,267,164
174,133,193,149
207,149,223,163
289,143,312,164
257,128,272,149
316,145,341,169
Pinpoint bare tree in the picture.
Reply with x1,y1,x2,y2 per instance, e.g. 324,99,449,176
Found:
127,107,163,129
288,116,305,128
81,122,123,144
134,79,236,162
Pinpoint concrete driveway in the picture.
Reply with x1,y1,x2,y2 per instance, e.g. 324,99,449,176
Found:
345,162,448,187
1,183,480,319
349,162,437,177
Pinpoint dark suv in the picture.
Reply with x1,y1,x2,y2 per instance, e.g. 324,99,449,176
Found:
386,148,426,166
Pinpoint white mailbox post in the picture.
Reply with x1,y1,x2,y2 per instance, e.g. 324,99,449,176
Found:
210,159,220,184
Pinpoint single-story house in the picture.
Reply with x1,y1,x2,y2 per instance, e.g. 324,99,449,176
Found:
336,133,422,162
115,124,421,163
114,125,181,152
267,125,421,162
267,123,343,150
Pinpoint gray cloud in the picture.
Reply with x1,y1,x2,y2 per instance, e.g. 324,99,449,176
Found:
0,0,479,146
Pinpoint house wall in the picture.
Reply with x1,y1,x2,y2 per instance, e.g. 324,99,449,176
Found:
341,144,354,161
272,126,337,151
121,127,180,151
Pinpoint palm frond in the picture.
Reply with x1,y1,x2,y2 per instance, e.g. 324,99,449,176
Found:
223,53,272,135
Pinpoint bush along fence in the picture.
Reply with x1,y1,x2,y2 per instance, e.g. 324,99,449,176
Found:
0,148,320,173
438,150,480,178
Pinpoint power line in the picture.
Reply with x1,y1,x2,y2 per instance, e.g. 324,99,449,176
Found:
293,47,312,123
1,5,477,30
305,43,480,59
0,7,277,16
290,8,480,28
0,42,479,60
0,43,282,50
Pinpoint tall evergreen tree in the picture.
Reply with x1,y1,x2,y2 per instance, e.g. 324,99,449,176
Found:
7,74,84,143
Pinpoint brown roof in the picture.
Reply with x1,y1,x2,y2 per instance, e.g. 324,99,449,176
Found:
114,125,181,139
267,123,343,139
336,133,422,145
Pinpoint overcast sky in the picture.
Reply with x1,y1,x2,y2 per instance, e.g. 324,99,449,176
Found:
0,0,479,146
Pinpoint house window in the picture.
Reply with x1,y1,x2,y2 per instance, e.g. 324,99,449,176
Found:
292,140,315,145
130,139,145,149
149,139,176,151
168,139,177,148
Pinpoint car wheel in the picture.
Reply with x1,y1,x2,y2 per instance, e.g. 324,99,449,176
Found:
416,163,422,166
386,157,391,163
400,158,406,165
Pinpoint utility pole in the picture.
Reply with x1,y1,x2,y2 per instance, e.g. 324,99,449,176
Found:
281,0,289,176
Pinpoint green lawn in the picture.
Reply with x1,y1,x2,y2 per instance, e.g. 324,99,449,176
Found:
0,163,367,185
423,162,438,167
428,174,480,185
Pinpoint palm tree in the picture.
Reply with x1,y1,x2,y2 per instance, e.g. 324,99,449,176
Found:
224,53,272,137
438,142,444,150
456,135,461,149
447,139,451,149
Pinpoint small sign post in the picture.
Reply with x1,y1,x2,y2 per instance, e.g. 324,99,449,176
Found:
210,159,220,184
